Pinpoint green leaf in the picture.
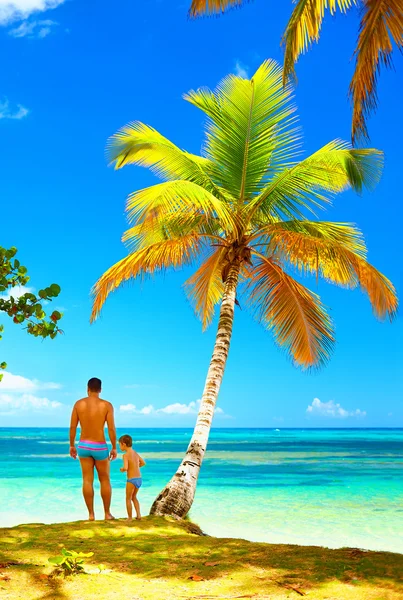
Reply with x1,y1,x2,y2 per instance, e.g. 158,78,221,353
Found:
38,289,47,299
48,556,65,565
6,247,17,259
50,283,61,296
0,362,7,369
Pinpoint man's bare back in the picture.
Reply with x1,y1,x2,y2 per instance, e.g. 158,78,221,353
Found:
74,396,113,443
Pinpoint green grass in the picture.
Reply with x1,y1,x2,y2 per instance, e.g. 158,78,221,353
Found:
1,517,402,599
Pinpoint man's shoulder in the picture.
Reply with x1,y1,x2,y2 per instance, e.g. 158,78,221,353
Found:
74,397,87,407
99,398,113,410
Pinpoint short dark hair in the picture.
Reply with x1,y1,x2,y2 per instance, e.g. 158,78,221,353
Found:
88,377,102,392
119,434,133,447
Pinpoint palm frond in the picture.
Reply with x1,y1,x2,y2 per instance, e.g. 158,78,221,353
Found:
91,235,204,322
248,140,383,222
282,0,357,83
126,180,235,233
260,220,367,286
350,0,403,143
107,121,223,194
184,246,227,329
122,210,222,252
351,259,398,321
258,220,397,320
185,60,300,201
189,0,243,18
245,255,334,368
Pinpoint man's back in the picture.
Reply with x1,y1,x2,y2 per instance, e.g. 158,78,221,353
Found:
75,396,112,443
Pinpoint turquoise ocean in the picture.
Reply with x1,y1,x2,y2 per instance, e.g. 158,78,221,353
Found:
0,428,402,553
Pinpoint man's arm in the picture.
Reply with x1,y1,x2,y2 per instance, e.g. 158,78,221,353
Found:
106,403,117,460
69,403,79,459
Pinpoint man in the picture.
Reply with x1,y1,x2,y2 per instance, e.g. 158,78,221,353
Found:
69,377,117,521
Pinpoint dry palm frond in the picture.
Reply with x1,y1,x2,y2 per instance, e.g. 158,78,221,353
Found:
246,256,334,368
350,0,403,143
184,246,227,329
261,220,397,320
282,0,356,82
91,235,203,321
189,0,243,18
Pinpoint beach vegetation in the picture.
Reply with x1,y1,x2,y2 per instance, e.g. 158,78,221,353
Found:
48,548,94,576
0,246,63,380
188,0,403,144
90,60,397,519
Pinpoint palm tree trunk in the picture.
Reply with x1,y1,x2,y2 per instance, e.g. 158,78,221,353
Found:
150,260,241,518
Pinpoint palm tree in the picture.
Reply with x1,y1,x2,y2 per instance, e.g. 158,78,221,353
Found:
189,0,403,144
91,60,397,518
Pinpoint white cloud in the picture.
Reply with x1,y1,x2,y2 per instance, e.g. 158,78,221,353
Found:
120,399,226,417
307,397,366,419
234,60,249,79
120,403,155,415
159,401,197,415
0,371,61,392
8,18,57,37
0,98,29,120
0,285,34,300
0,392,62,414
0,0,64,25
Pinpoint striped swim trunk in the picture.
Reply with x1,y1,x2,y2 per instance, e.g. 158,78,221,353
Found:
77,440,109,461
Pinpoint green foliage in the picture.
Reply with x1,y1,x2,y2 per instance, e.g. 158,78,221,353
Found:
0,246,63,379
48,548,94,576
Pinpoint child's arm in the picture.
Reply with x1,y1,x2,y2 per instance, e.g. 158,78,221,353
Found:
139,454,146,468
120,454,128,473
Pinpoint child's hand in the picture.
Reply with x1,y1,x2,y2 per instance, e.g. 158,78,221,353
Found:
120,467,126,472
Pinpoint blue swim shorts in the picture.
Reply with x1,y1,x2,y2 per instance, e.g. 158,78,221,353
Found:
127,477,142,489
77,440,109,461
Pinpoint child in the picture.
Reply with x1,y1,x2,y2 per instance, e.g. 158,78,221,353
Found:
119,434,146,521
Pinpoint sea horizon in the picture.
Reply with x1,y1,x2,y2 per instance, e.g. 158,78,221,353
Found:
3,426,403,430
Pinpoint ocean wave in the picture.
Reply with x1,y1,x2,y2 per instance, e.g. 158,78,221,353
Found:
0,436,42,440
21,454,69,458
38,441,68,445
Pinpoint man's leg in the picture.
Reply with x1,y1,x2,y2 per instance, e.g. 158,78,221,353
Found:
132,486,141,520
79,457,95,520
95,459,114,520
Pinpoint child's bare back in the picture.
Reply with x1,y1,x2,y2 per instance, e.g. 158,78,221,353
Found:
125,448,142,479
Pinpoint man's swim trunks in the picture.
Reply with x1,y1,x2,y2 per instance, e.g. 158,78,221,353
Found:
127,477,142,489
77,440,109,461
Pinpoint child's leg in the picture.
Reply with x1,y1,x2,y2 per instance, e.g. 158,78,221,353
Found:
126,483,134,520
132,486,141,519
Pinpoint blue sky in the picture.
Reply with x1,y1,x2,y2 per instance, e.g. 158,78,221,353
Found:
0,0,401,428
